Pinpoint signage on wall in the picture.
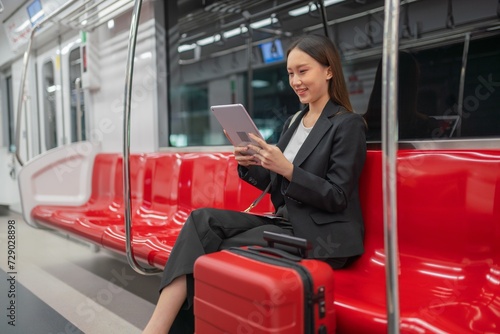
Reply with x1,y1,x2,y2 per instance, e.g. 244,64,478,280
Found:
3,0,66,51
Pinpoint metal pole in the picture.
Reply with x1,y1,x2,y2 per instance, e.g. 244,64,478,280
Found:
381,0,401,332
123,0,161,275
456,32,470,137
75,77,82,142
317,0,330,38
246,24,254,115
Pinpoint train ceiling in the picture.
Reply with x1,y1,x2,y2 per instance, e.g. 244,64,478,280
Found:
178,0,384,42
176,0,385,60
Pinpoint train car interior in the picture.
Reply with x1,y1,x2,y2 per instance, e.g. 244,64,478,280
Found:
0,0,499,332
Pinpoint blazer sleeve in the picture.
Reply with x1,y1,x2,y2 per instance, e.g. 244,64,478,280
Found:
237,165,271,191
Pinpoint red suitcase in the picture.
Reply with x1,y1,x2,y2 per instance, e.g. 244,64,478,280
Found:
194,231,336,333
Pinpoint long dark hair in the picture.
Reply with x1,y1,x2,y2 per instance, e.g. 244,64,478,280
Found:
287,34,353,112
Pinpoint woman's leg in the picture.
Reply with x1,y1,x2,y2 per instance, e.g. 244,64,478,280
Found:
142,275,187,334
144,208,290,333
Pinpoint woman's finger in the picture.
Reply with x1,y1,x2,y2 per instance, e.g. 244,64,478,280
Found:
248,133,267,147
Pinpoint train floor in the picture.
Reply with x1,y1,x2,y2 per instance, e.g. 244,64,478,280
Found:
0,206,160,334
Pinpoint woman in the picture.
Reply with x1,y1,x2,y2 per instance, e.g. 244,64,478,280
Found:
143,34,366,333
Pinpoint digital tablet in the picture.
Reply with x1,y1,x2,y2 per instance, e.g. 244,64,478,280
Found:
211,104,263,154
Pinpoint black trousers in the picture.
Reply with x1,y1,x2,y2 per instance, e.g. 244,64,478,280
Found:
159,208,293,334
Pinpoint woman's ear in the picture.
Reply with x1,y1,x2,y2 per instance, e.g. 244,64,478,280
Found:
326,66,333,80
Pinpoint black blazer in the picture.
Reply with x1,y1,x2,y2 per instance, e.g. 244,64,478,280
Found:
239,100,367,259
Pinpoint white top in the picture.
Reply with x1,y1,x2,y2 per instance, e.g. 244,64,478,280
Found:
283,117,313,162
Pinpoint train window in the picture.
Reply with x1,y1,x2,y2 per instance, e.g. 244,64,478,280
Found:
69,47,86,142
409,34,500,140
166,0,500,147
363,38,500,141
41,61,57,150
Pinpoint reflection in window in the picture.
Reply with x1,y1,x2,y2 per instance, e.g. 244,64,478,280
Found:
168,64,298,147
169,85,209,146
460,35,500,137
69,47,86,142
42,61,57,150
363,34,500,141
364,51,443,141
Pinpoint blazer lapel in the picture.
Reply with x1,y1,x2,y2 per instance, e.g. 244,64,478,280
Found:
272,109,307,185
292,101,341,167
276,108,308,152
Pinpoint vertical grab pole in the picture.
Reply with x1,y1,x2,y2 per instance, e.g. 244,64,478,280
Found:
456,32,471,137
381,0,401,332
123,0,161,275
317,0,330,38
75,77,82,142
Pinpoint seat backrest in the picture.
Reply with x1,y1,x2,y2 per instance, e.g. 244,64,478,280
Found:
112,154,146,208
396,149,500,262
177,152,232,212
89,154,122,203
354,149,500,267
141,153,182,213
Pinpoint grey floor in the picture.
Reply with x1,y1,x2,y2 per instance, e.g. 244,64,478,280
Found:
0,206,161,334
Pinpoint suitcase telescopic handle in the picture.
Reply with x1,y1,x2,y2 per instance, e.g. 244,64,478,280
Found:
247,246,303,262
263,231,312,258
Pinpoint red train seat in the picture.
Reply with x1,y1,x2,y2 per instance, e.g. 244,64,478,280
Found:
20,142,500,332
334,149,500,333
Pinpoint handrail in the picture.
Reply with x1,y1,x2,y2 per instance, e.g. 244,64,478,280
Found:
14,0,79,166
381,0,401,333
317,0,330,38
75,77,83,142
123,0,161,275
456,32,471,138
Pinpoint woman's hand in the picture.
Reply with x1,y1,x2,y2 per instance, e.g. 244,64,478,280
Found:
234,145,260,167
246,133,294,181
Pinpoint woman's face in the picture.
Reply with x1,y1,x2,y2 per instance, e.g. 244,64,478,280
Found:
287,48,332,108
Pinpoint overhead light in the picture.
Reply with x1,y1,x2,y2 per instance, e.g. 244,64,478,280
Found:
289,0,345,17
178,43,197,53
252,80,270,88
179,15,280,52
197,34,221,46
289,2,316,17
47,85,58,93
139,52,152,59
224,26,247,39
29,10,45,24
486,25,500,31
250,17,278,29
107,19,115,29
